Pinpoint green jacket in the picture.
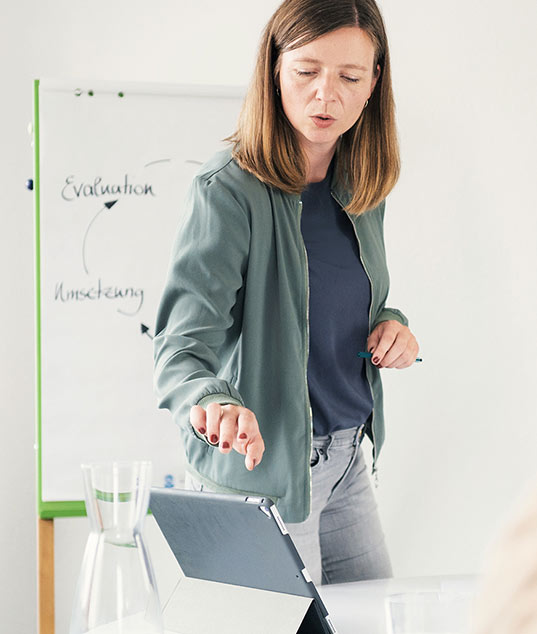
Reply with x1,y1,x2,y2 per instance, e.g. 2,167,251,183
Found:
154,149,408,523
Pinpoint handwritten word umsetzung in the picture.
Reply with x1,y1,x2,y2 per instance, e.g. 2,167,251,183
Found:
61,175,155,201
55,279,144,316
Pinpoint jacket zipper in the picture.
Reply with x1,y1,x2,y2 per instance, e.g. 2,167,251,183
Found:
332,194,378,478
298,199,314,512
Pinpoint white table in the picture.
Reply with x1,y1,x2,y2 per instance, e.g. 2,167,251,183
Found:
104,575,476,634
318,575,477,634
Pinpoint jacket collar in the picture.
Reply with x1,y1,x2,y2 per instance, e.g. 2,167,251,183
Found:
330,167,353,210
327,150,353,209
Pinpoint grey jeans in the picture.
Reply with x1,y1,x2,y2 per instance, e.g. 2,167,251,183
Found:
184,425,392,586
285,426,392,585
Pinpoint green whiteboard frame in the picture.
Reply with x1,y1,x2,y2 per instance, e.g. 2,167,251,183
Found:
34,78,87,519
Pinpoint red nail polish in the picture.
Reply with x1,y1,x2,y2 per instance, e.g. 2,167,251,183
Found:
372,357,379,364
210,434,218,444
199,427,206,435
222,441,230,449
239,433,247,440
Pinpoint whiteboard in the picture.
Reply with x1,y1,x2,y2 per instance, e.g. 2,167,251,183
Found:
35,78,244,516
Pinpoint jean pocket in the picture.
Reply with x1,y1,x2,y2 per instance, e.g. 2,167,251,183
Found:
310,447,321,468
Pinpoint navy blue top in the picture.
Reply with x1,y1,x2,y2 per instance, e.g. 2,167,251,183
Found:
300,167,373,436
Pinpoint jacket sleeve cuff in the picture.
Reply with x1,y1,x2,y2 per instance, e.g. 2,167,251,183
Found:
372,307,409,329
197,392,244,409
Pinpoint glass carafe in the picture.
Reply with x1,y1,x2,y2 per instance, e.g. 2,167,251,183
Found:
70,461,163,634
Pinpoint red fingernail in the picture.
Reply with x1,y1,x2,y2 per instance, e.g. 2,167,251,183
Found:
199,427,206,435
222,441,230,449
372,357,380,364
210,434,218,444
239,433,247,439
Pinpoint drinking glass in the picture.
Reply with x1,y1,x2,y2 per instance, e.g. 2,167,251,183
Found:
385,591,471,634
70,461,163,634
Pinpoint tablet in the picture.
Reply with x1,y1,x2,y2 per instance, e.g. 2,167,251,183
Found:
150,487,338,634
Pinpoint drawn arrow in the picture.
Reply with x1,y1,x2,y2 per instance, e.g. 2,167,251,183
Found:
82,200,118,275
144,158,171,167
141,323,154,340
145,157,203,167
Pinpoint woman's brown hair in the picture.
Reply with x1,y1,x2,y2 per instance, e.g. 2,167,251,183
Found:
227,0,400,215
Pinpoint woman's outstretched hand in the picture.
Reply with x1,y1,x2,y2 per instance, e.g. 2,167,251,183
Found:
190,403,265,470
367,320,419,369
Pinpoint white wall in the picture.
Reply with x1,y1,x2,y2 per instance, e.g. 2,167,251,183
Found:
1,1,536,632
377,0,537,574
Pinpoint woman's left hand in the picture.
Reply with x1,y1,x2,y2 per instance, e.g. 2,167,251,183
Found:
366,320,419,369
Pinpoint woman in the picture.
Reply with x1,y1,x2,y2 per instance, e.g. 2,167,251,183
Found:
154,0,419,585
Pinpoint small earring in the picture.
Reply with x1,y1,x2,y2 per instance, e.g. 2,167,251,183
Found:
276,86,280,97
364,99,369,109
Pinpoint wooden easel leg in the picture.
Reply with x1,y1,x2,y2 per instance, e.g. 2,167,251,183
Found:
38,518,55,634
